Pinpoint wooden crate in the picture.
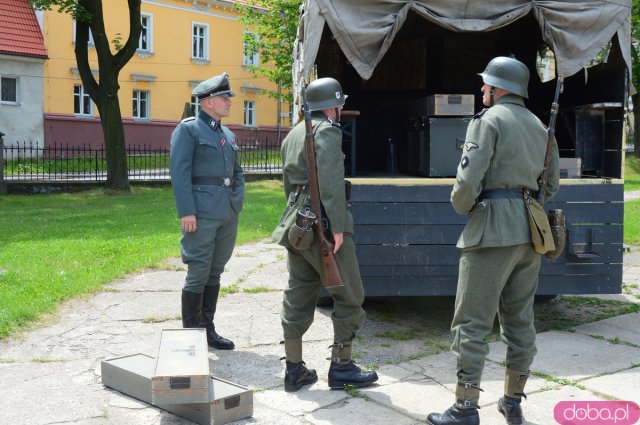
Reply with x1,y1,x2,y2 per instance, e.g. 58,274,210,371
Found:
101,353,253,425
152,328,210,405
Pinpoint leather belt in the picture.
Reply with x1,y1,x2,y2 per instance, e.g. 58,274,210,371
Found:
479,188,532,200
192,176,234,187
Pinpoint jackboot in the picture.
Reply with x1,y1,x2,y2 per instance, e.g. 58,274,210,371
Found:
497,368,529,424
282,339,318,392
427,382,482,425
199,285,234,350
327,342,378,389
181,289,203,328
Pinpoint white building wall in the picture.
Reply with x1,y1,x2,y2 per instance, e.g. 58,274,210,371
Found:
0,54,45,148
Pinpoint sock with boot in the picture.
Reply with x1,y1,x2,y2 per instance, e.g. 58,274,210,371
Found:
283,339,317,392
327,342,378,389
497,368,529,425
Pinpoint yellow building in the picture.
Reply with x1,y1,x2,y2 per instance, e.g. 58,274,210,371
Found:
40,0,287,148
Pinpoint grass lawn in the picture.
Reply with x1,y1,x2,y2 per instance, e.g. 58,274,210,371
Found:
0,180,283,339
625,155,640,191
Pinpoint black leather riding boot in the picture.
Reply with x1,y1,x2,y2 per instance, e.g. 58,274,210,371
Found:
284,361,318,392
181,289,203,328
199,285,234,350
327,342,378,389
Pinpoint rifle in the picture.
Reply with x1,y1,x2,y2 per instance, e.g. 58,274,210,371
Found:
537,75,566,260
300,85,344,287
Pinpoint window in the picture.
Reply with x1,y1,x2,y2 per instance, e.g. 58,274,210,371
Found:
190,95,200,117
243,32,259,67
138,14,153,52
133,90,149,119
1,76,18,104
244,101,256,126
74,84,93,115
192,23,209,60
73,21,94,45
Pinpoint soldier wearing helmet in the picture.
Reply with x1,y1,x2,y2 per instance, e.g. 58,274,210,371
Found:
427,57,559,425
272,77,378,392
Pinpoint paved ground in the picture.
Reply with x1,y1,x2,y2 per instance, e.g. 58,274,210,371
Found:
1,239,639,425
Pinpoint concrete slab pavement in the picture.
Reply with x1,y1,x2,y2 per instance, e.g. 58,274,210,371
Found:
0,241,639,425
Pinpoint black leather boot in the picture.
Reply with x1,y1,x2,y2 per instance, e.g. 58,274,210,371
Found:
328,361,378,389
284,361,318,392
181,289,203,328
327,342,378,389
427,405,480,425
498,396,523,425
199,285,234,350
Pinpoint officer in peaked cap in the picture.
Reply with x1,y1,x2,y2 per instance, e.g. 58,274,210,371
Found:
170,72,244,350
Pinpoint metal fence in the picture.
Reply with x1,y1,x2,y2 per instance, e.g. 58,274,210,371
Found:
0,139,282,184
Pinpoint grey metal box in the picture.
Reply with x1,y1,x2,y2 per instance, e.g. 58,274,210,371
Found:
152,328,210,405
101,353,253,425
411,94,475,117
407,117,470,177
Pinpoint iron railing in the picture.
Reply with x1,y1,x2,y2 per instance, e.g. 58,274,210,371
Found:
0,140,282,183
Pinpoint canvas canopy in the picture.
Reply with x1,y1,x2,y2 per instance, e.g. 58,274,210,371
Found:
293,0,633,100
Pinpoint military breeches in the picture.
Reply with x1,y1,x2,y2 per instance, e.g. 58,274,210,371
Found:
281,235,366,343
451,243,540,383
180,214,238,293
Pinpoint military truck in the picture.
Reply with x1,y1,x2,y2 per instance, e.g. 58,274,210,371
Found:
293,0,633,297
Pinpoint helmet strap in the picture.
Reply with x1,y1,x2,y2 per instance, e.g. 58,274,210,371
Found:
335,107,341,122
489,86,495,107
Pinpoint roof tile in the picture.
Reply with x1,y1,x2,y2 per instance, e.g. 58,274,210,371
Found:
0,0,48,58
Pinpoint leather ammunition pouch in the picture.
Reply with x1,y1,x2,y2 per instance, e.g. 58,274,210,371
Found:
288,208,316,250
524,198,556,254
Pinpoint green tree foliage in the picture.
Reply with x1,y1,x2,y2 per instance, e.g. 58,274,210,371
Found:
236,0,301,104
30,0,142,190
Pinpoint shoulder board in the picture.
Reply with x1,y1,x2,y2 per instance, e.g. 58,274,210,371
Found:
473,108,488,119
180,116,196,123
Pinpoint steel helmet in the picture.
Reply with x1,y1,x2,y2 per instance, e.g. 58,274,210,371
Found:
306,77,347,111
478,56,530,98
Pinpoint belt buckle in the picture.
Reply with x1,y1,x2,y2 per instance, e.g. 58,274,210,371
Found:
223,177,231,186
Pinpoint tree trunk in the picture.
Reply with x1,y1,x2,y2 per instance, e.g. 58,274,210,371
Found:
100,93,130,191
634,93,640,157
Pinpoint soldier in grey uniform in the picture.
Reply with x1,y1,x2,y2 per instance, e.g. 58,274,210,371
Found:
272,77,378,392
170,72,244,350
427,57,559,425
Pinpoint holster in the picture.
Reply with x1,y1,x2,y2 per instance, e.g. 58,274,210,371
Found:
544,209,566,260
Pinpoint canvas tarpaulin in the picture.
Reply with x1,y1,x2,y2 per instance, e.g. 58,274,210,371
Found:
293,0,632,98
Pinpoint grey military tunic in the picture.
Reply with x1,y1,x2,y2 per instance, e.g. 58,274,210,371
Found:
449,95,559,383
170,110,245,292
274,112,365,343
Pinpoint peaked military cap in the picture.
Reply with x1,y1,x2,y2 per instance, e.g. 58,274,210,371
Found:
192,72,235,100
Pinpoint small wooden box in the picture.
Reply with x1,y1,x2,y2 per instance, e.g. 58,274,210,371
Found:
425,94,475,116
152,328,210,405
101,353,253,425
559,157,582,178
